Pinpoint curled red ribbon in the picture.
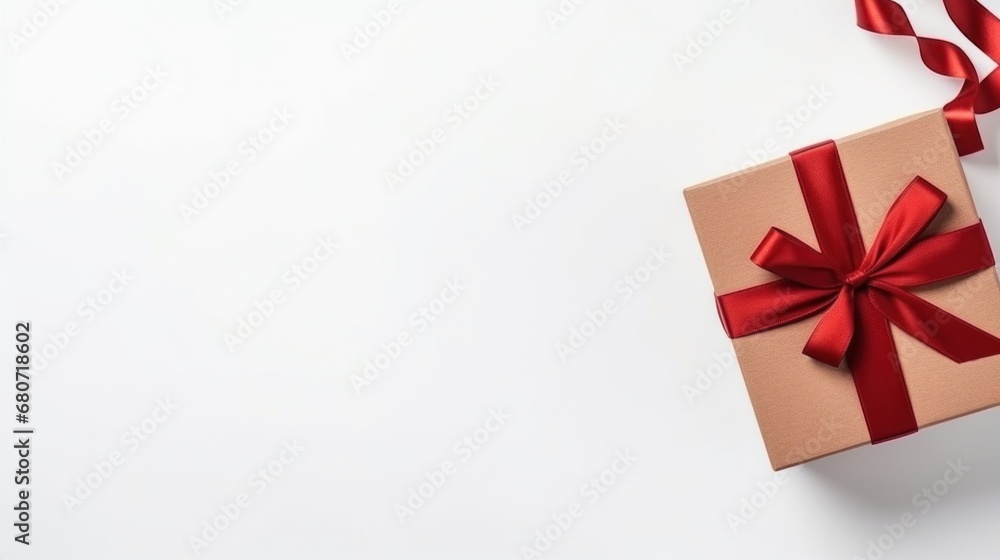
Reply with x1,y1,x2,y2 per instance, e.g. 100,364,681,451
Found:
716,141,1000,443
856,0,1000,155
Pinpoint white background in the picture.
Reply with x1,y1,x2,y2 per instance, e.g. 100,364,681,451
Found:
3,0,1000,558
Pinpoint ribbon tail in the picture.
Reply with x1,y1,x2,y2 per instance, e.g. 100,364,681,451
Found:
869,282,1000,362
803,286,855,367
848,296,919,443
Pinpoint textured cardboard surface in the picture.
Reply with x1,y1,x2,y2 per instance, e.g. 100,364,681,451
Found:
684,110,1000,470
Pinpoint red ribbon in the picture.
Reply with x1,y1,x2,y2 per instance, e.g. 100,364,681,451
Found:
855,0,1000,155
716,141,1000,443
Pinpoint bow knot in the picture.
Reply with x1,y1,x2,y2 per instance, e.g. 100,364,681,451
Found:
842,269,869,289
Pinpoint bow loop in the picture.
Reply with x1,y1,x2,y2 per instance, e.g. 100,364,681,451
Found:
750,228,842,289
859,177,949,278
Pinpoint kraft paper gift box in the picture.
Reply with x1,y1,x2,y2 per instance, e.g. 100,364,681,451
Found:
684,110,1000,470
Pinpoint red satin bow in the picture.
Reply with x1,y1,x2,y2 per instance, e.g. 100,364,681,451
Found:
856,0,1000,155
717,141,1000,443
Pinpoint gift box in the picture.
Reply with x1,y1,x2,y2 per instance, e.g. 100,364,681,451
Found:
684,110,1000,470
